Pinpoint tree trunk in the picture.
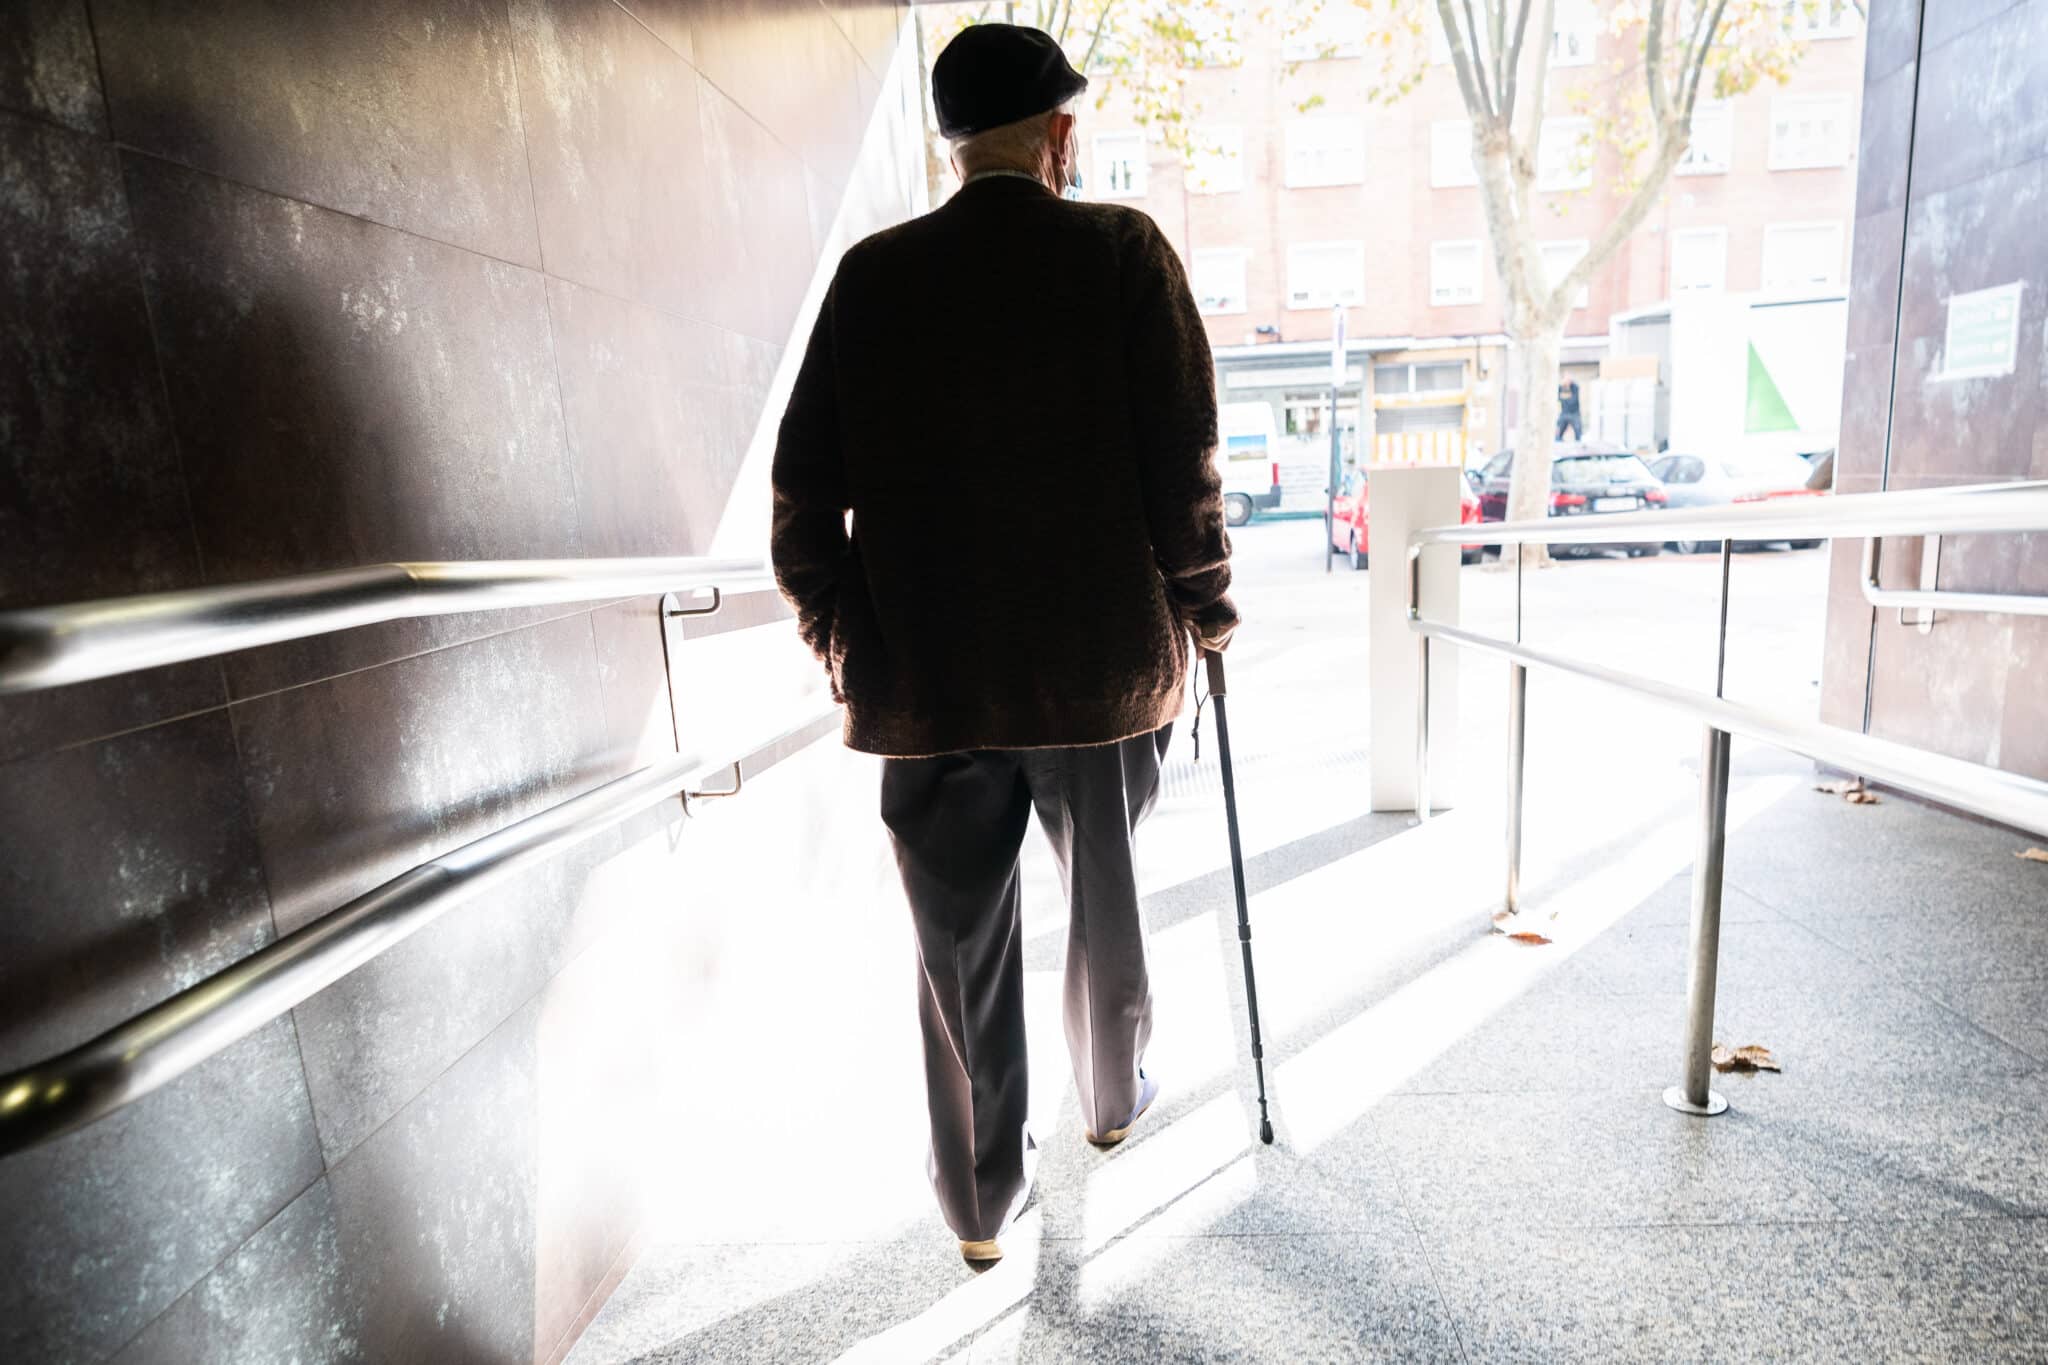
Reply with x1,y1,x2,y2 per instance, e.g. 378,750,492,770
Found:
1508,324,1564,566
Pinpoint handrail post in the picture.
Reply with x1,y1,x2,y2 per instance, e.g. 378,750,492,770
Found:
1505,661,1526,914
1665,724,1732,1117
1411,546,1431,821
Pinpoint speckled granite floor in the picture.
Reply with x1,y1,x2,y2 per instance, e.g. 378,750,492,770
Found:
563,548,2048,1362
562,769,2048,1364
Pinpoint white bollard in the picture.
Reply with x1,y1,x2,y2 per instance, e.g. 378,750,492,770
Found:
1368,465,1463,814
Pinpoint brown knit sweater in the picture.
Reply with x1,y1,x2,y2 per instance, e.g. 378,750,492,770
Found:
770,174,1237,758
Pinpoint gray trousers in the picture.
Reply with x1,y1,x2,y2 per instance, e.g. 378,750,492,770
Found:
880,727,1171,1242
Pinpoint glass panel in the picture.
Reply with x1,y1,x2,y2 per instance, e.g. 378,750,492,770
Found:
1414,362,1464,392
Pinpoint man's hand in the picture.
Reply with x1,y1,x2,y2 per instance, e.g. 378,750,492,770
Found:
1194,621,1235,654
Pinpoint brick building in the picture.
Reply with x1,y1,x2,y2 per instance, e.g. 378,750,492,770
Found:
1058,1,1866,494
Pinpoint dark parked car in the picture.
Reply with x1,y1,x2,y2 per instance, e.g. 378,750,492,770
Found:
1476,444,1667,557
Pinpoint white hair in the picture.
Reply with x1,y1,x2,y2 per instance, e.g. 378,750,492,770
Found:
950,101,1075,178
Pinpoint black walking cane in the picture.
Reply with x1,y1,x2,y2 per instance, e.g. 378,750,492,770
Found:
1203,650,1275,1145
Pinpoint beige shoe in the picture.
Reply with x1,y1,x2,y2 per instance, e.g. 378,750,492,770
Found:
959,1237,1003,1264
1085,1073,1160,1148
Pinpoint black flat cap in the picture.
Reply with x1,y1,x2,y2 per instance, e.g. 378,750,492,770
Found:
932,24,1088,139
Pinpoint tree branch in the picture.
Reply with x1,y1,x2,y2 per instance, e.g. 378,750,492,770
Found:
1680,0,1733,117
1500,0,1534,126
1515,0,1555,168
1078,0,1117,71
1462,0,1497,117
1643,0,1669,129
1436,0,1498,123
1554,137,1684,315
1491,1,1507,109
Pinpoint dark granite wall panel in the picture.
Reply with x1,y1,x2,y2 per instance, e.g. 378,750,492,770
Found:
1907,1,2048,200
0,1022,323,1363
698,80,819,343
0,112,226,761
324,989,546,1365
0,0,104,134
511,0,716,320
120,152,585,700
1863,0,1922,82
0,711,273,1064
124,154,580,583
232,613,607,935
232,614,622,1163
1923,0,2028,50
1854,58,1917,221
2,0,920,1355
832,0,904,81
91,0,541,266
0,712,321,1360
113,1178,364,1365
0,117,195,611
1882,156,2046,487
547,276,781,557
1821,0,2048,781
683,0,869,194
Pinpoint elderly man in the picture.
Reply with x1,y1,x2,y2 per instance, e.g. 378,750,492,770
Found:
770,24,1236,1264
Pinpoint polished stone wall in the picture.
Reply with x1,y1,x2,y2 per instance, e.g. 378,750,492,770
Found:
0,2,919,1360
1820,0,2048,778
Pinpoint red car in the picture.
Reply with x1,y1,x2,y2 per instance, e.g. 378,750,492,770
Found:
1328,472,1485,570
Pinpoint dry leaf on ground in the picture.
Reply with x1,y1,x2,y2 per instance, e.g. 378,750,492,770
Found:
1816,777,1879,804
1710,1043,1782,1073
2018,848,2048,864
1505,931,1552,946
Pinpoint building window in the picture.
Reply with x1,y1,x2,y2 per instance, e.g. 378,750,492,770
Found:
1430,241,1484,306
1192,248,1249,315
1672,227,1728,293
1676,103,1732,176
1094,133,1147,199
1187,126,1245,194
1286,241,1365,309
1761,221,1844,291
1780,0,1858,39
1285,117,1365,188
1551,0,1597,66
1768,95,1851,170
1539,239,1590,309
1375,361,1466,394
1282,0,1365,61
1431,120,1477,187
1538,118,1593,191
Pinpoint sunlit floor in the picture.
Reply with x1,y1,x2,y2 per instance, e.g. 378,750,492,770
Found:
567,531,2048,1363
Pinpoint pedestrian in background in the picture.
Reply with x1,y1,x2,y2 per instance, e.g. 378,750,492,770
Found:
769,23,1238,1266
1556,377,1584,441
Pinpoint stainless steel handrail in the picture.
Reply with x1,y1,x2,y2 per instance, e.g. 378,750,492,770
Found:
1417,619,2048,837
1411,478,2048,546
1861,536,2048,619
0,557,778,694
0,699,841,1157
1403,477,2048,1120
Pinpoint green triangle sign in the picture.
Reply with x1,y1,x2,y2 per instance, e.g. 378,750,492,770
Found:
1745,342,1798,433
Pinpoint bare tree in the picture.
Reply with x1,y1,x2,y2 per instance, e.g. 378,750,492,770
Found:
1382,0,1812,560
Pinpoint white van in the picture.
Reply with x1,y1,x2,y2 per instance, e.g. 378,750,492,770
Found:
1216,401,1284,527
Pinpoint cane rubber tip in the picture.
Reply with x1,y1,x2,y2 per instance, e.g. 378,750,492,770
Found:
1258,1120,1274,1145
